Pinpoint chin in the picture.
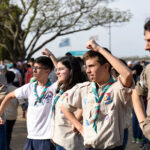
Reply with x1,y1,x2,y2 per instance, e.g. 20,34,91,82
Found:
89,78,95,82
58,80,63,84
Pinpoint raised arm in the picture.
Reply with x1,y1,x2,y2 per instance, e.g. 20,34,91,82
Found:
86,40,132,87
42,48,57,68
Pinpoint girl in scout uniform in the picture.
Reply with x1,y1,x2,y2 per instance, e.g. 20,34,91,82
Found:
42,49,87,150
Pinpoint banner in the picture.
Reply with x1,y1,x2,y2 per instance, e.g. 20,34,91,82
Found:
59,38,70,47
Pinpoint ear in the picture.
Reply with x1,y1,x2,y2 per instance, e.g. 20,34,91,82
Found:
104,63,110,72
46,69,51,74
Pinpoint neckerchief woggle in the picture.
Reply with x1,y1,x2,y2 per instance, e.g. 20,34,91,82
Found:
51,89,64,118
92,76,115,133
34,80,51,106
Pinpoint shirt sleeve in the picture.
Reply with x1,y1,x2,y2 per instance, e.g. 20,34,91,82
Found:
63,84,83,112
15,83,30,100
115,76,134,105
135,66,149,96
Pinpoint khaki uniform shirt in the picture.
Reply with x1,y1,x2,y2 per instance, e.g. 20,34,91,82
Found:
135,64,150,116
63,78,132,149
0,84,8,121
51,91,84,150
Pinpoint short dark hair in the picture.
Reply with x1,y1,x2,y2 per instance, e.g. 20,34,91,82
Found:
34,56,54,70
65,52,72,57
144,18,150,33
57,56,87,92
83,50,109,65
29,58,35,63
5,71,15,83
83,50,112,72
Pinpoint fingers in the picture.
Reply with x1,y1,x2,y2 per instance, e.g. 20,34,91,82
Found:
42,48,50,56
0,117,4,125
86,39,99,51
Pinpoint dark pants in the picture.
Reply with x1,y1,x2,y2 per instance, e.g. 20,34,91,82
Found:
23,138,55,150
85,145,123,150
6,120,16,149
122,128,128,150
56,144,66,150
132,109,144,142
0,123,8,150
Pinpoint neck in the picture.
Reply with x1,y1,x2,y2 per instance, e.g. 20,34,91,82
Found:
97,74,111,88
37,79,49,86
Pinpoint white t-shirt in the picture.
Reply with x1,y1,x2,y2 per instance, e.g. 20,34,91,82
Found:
15,81,57,139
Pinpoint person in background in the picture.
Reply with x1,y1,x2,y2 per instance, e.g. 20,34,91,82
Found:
25,58,35,84
0,83,8,150
7,63,22,87
4,71,26,150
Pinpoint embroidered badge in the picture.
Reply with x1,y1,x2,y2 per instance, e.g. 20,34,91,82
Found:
84,98,87,105
85,119,90,126
105,115,110,120
61,93,68,101
104,93,113,105
44,91,53,103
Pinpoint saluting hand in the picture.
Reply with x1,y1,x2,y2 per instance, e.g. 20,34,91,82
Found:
86,39,100,52
0,117,4,125
42,48,53,57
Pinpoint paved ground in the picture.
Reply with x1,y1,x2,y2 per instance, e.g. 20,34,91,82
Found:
10,106,141,150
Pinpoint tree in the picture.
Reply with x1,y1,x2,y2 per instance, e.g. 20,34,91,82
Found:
0,0,132,61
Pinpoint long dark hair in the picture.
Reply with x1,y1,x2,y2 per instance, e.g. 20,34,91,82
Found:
56,56,87,93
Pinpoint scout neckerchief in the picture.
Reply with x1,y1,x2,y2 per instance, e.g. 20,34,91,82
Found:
51,89,64,118
92,76,115,133
34,80,51,106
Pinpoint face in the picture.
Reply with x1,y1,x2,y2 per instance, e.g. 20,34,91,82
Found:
55,62,70,84
33,63,50,81
144,31,150,51
85,57,109,84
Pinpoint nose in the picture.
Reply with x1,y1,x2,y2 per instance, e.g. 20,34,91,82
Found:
86,67,90,74
144,41,150,51
56,70,60,76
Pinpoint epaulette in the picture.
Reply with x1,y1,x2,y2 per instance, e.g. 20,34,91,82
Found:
75,81,91,89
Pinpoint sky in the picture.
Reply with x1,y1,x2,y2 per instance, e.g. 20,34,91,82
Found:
33,0,150,58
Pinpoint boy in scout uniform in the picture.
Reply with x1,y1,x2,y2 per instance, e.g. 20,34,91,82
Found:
0,83,8,150
132,18,150,141
61,39,133,150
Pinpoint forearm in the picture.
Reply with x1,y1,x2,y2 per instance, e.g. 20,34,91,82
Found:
132,89,146,123
48,54,57,68
75,109,83,121
61,105,83,135
42,48,57,68
97,46,132,87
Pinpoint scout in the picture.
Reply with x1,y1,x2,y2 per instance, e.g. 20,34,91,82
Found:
132,18,150,141
61,39,133,150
